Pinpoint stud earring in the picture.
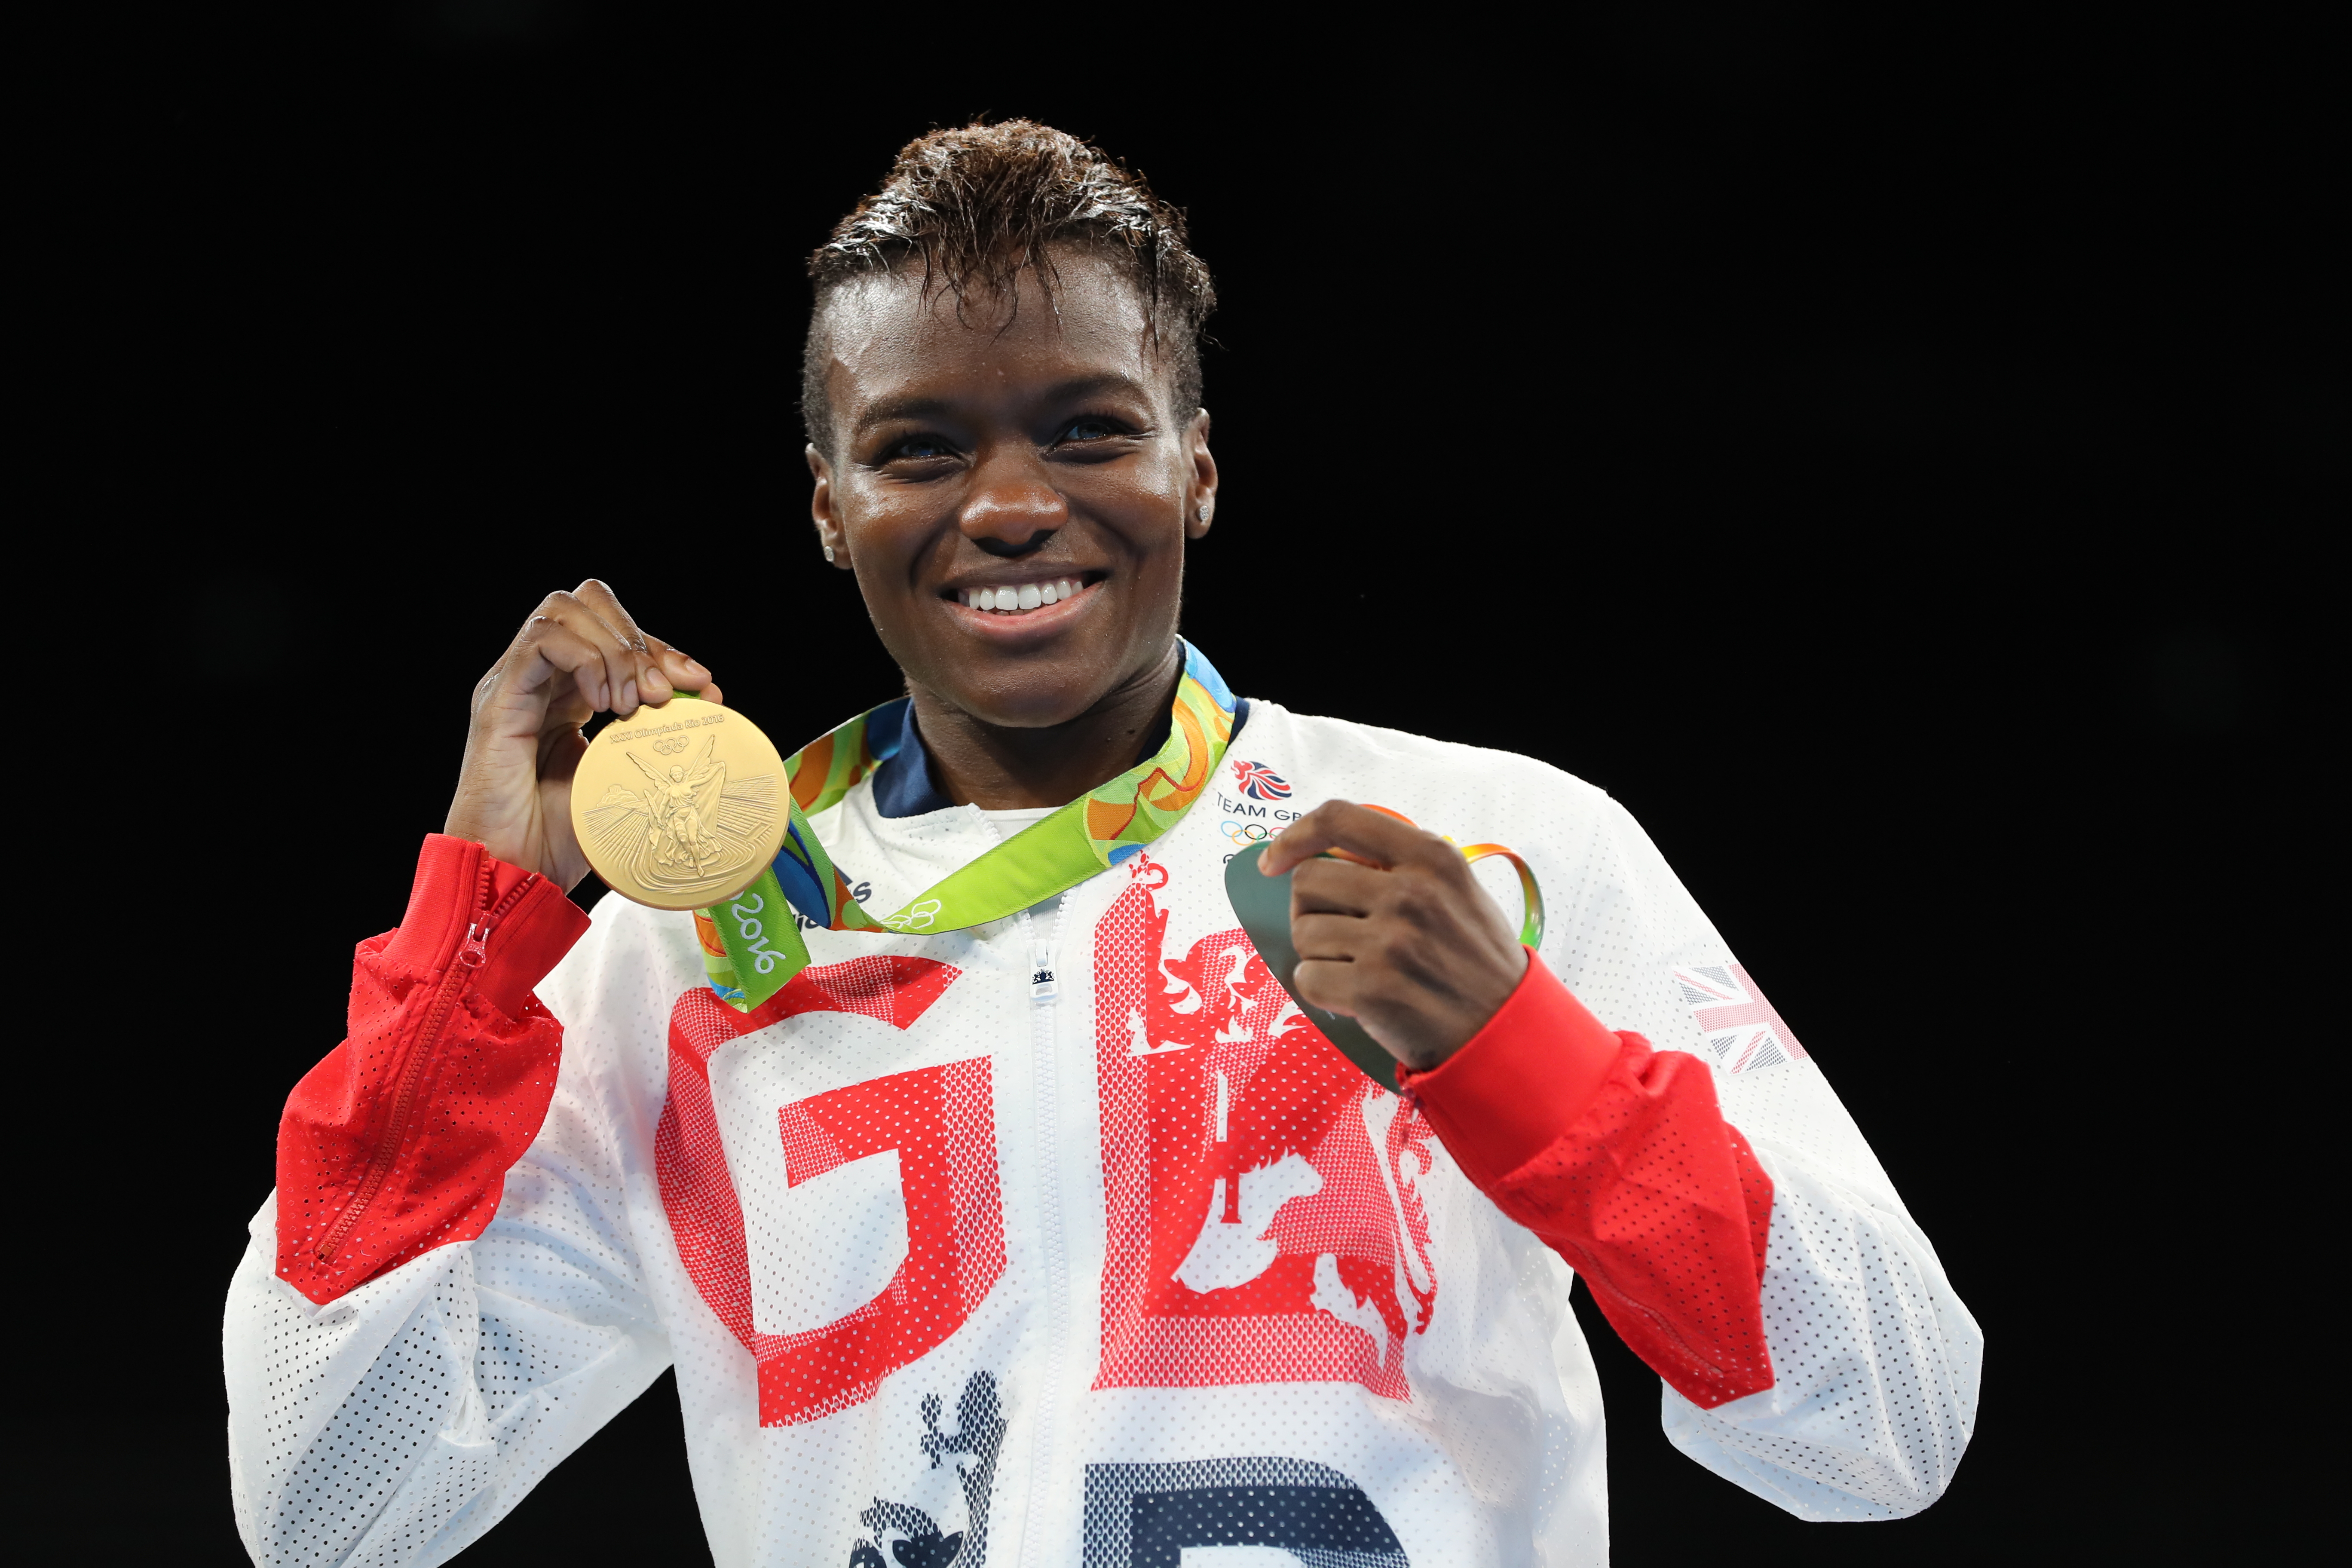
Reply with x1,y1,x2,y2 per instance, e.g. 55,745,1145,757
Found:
1196,504,1211,522
823,544,836,563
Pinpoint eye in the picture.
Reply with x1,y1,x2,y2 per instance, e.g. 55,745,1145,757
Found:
885,434,956,462
1057,416,1129,444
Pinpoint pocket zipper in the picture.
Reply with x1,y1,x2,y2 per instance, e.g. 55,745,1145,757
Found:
315,859,539,1264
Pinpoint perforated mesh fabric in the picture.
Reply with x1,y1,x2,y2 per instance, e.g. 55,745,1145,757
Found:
1660,1150,1981,1518
1092,880,1439,1403
1083,1457,1409,1567
1435,1024,1775,1412
225,700,1978,1566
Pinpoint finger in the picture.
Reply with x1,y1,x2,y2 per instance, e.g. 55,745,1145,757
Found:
1289,857,1385,918
1291,956,1365,1018
570,578,649,653
546,584,655,716
1291,911,1369,963
497,616,628,713
571,581,719,709
521,590,647,717
1262,800,1436,877
640,639,715,700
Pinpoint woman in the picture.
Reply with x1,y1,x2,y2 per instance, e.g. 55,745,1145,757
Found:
227,121,1979,1566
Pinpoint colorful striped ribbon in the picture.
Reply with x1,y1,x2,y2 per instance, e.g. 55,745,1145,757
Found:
692,640,1239,1013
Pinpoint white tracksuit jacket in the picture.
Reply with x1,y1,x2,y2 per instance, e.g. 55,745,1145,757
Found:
225,698,1981,1566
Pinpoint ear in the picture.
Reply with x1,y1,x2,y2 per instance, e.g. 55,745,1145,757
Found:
1184,408,1219,541
807,443,853,569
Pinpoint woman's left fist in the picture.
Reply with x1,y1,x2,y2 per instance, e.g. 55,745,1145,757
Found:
1258,800,1529,1072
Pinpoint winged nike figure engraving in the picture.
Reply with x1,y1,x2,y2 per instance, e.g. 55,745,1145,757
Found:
580,735,780,895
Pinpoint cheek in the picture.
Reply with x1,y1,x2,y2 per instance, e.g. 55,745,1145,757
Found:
1083,455,1190,556
839,491,937,584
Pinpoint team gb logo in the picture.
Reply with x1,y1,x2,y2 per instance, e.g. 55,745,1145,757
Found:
1230,760,1291,802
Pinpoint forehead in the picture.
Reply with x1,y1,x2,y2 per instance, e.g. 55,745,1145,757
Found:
820,251,1163,417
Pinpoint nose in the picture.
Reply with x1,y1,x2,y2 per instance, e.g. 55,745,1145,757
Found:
958,445,1068,556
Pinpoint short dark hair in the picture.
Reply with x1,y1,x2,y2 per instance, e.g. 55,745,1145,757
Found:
802,120,1216,455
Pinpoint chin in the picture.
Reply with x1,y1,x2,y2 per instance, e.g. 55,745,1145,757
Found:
955,660,1115,729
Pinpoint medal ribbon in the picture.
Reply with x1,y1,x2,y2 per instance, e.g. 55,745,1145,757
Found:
691,640,1239,1012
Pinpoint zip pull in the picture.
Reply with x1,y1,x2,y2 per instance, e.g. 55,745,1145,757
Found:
460,871,540,971
1029,940,1058,1001
314,863,539,1266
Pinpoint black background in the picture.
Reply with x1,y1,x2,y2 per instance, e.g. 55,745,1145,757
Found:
30,3,2338,1564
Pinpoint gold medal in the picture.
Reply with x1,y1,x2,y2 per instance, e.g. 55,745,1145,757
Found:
569,696,789,910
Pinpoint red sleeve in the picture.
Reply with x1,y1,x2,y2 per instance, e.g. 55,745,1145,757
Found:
1399,951,1776,1409
274,834,592,1305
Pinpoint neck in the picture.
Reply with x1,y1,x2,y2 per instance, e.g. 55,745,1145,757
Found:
909,643,1184,810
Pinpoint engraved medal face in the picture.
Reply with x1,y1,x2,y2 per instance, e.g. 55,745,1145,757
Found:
568,697,788,910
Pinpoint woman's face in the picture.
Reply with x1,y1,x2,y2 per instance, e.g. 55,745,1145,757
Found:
807,250,1216,730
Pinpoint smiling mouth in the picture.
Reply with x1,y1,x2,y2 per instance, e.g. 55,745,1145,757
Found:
949,573,1103,616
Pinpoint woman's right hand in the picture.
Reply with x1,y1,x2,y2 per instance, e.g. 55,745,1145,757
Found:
444,579,721,891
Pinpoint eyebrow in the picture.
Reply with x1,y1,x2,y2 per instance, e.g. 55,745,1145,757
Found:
852,373,1158,435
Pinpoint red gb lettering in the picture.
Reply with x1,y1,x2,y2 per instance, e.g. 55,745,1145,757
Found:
1095,859,1437,1399
656,956,1003,1427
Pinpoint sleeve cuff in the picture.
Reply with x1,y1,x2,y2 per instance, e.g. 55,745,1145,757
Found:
1398,949,1625,1191
378,833,592,1017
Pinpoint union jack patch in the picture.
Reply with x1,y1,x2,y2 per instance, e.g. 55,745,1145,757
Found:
1231,760,1292,801
1673,963,1809,1074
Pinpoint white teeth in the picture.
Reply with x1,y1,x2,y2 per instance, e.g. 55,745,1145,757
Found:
962,579,1086,613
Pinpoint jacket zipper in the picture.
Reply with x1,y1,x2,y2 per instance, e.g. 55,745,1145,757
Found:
1017,894,1068,1563
315,859,538,1264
